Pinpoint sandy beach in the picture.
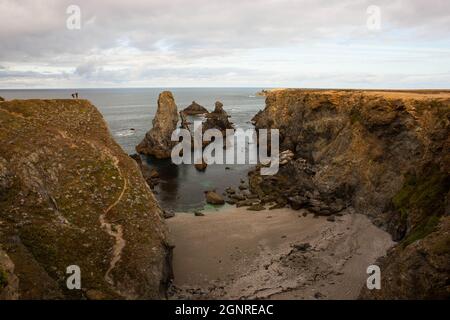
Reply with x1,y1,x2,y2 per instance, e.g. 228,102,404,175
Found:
167,207,394,299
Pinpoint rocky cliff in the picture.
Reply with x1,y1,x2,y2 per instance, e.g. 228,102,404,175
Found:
252,89,450,299
0,99,171,299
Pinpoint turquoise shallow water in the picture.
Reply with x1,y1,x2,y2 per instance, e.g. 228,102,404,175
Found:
0,88,266,211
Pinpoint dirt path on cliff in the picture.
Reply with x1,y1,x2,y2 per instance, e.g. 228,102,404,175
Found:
99,155,127,286
84,140,128,287
167,207,394,299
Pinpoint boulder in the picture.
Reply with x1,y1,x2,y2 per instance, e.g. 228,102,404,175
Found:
247,204,265,211
136,91,179,159
230,193,246,201
205,191,225,205
236,199,259,207
225,187,236,194
287,195,307,210
194,160,207,171
238,183,248,190
163,209,175,219
0,96,4,102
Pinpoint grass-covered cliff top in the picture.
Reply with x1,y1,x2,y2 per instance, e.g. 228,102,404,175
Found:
0,99,169,299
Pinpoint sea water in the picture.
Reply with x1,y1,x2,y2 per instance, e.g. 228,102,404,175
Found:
0,88,266,211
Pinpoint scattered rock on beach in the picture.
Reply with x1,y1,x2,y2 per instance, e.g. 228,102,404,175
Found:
195,160,207,171
247,204,265,211
230,193,246,201
205,191,225,205
238,183,248,190
163,210,175,219
236,199,259,207
225,187,236,194
269,203,285,210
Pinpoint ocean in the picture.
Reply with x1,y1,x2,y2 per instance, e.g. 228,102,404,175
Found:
0,88,266,211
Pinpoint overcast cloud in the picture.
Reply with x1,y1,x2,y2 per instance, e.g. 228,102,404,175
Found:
0,0,449,88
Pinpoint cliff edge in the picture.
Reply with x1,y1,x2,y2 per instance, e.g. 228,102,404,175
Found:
252,89,450,299
0,99,171,299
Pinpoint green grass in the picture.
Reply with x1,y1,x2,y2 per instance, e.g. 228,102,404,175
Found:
392,165,449,247
402,215,440,247
0,269,8,288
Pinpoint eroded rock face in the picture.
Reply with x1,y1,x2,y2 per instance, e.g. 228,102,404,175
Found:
252,89,450,299
360,216,450,299
136,91,179,159
0,99,171,299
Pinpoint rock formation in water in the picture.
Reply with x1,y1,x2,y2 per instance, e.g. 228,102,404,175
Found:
203,101,233,135
0,99,172,299
182,101,209,115
251,89,450,299
136,91,179,159
0,96,4,102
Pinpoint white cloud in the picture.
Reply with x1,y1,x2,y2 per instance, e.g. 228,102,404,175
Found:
0,0,449,88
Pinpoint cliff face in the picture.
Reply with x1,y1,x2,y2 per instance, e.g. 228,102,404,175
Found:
252,89,450,299
0,99,171,299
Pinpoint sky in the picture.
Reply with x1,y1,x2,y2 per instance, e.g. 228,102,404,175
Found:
0,0,449,89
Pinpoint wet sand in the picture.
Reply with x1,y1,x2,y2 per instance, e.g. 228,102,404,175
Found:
167,207,394,299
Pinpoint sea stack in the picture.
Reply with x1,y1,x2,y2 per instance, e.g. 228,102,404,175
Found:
203,101,233,134
182,101,209,115
136,91,179,159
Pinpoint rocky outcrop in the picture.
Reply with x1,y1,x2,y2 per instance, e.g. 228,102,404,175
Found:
360,216,450,299
203,101,233,134
0,99,172,299
136,91,179,159
251,89,450,299
129,153,160,189
0,96,4,102
182,101,209,115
